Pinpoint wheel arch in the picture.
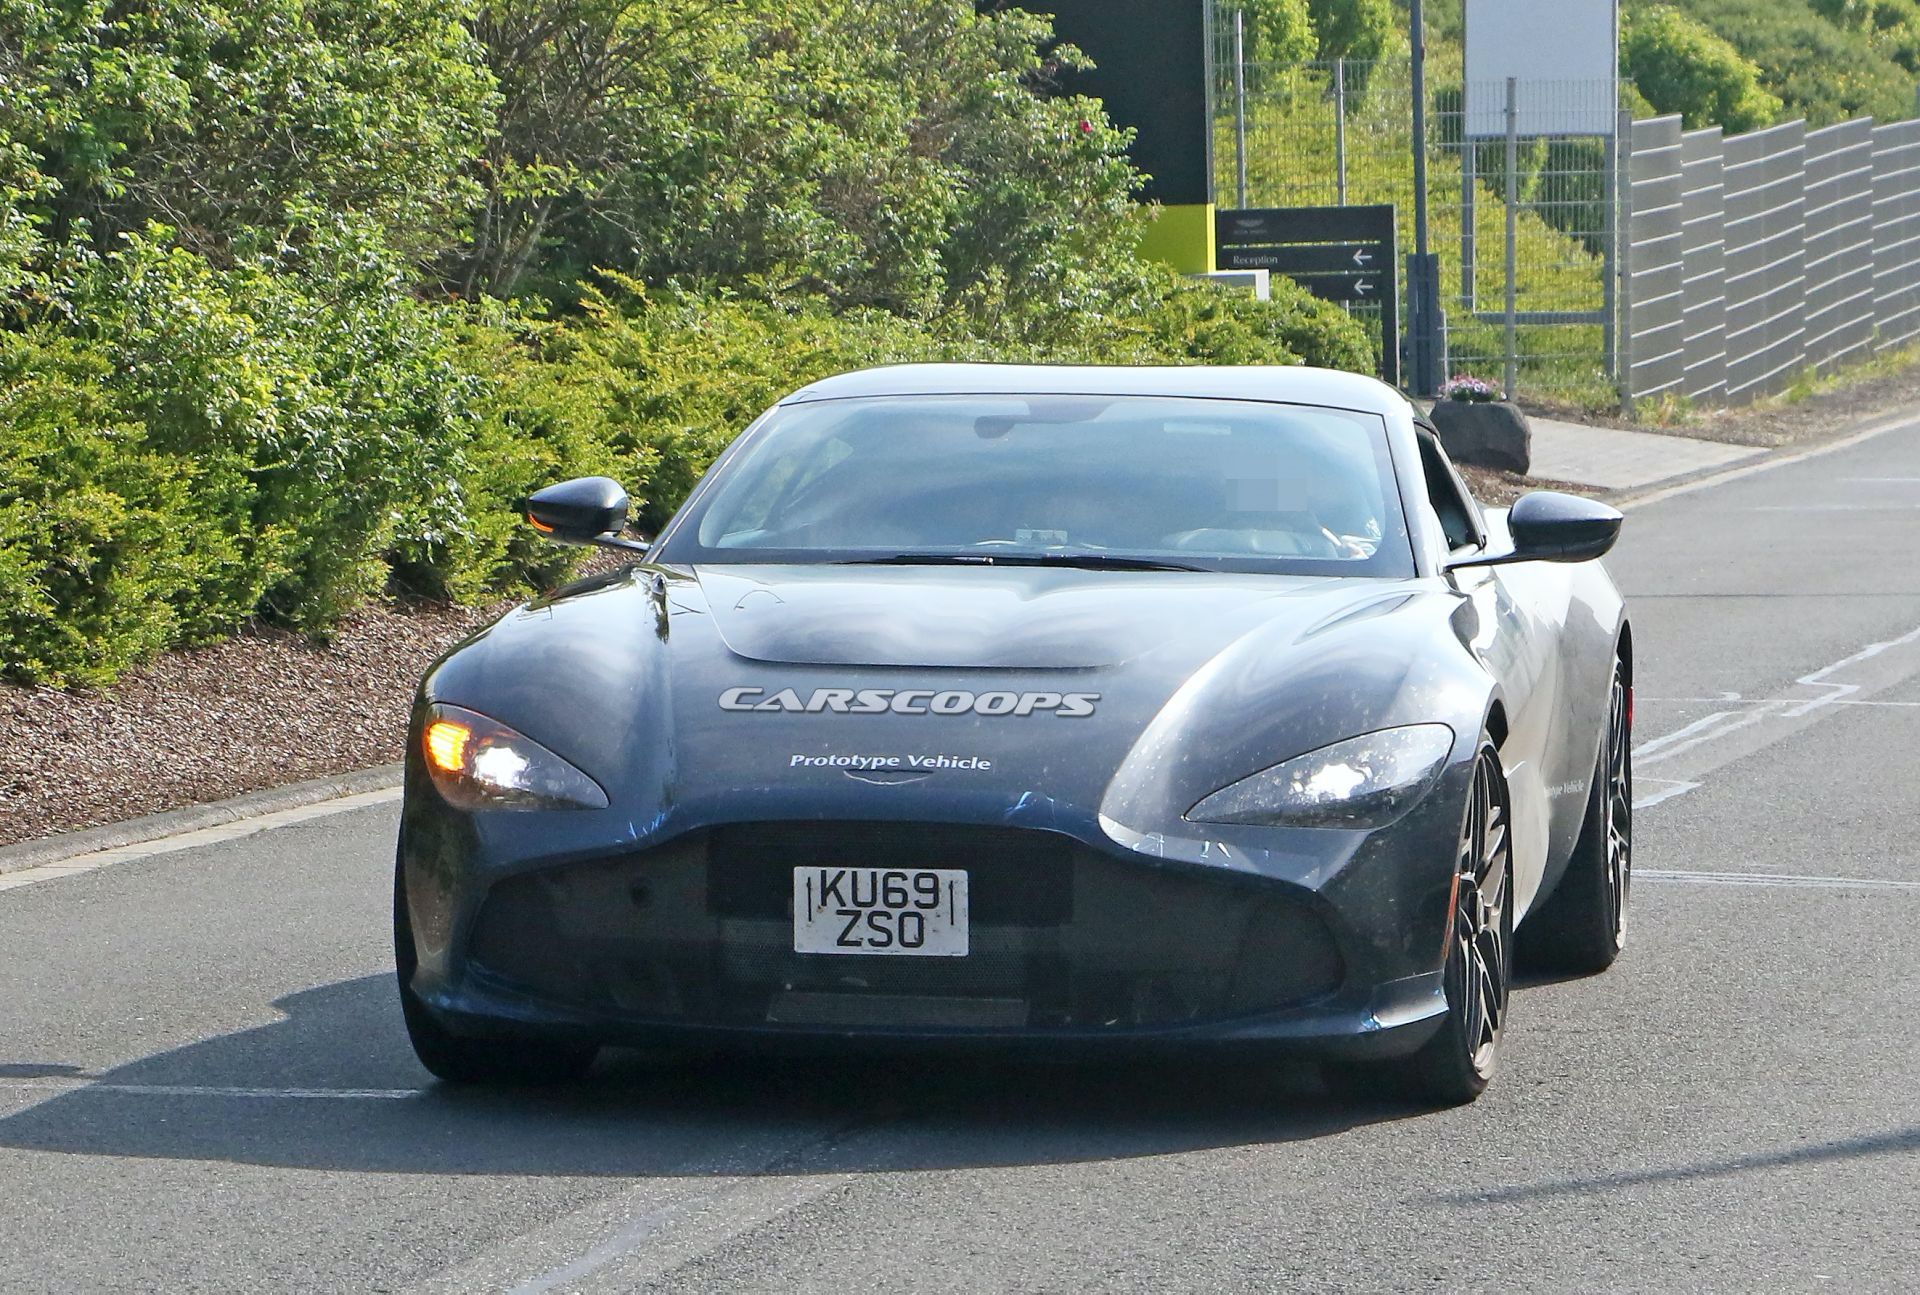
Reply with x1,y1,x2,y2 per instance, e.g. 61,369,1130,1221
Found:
1485,698,1510,751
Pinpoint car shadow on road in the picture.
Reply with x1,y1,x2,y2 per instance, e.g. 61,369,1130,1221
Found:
0,974,1438,1178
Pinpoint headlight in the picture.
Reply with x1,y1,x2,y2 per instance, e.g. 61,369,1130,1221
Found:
1187,724,1455,829
419,703,608,811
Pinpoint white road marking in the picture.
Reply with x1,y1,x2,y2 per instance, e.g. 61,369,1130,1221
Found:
0,787,401,894
1638,869,1920,892
1786,622,1920,716
1633,712,1735,759
1632,778,1700,810
1631,622,1920,809
508,1174,853,1295
411,1122,882,1295
0,1078,420,1100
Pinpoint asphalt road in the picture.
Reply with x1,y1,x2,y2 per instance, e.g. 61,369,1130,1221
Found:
6,421,1920,1293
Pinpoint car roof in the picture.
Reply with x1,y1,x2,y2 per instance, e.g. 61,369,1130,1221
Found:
780,363,1409,416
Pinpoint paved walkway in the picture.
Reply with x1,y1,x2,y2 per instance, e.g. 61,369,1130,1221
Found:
1527,417,1761,491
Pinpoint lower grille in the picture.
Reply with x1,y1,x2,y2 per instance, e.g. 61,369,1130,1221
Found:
466,822,1343,1031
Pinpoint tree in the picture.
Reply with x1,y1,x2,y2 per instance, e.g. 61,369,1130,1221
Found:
1636,0,1915,126
1622,6,1782,132
1307,0,1394,65
0,0,496,269
1220,0,1316,64
446,0,1142,321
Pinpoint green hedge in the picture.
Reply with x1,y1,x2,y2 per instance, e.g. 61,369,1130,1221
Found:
0,254,1372,687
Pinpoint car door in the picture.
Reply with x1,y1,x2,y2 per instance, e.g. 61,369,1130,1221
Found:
1414,427,1560,915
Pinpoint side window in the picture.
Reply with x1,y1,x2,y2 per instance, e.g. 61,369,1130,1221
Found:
1414,427,1485,552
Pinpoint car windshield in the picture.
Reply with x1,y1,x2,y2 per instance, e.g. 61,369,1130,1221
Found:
656,394,1414,577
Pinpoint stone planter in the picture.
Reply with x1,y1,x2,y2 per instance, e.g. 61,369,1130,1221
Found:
1430,399,1531,475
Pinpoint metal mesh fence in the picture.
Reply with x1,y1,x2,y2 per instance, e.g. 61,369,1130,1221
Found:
1209,31,1630,403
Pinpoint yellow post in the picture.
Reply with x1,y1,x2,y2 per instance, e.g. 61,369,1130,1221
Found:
1137,202,1217,275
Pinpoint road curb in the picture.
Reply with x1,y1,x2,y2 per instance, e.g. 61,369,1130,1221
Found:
0,763,403,877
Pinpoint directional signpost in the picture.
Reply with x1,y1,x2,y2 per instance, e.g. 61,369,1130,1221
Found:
1215,205,1399,385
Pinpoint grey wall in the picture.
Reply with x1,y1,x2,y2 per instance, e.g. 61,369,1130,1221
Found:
1626,112,1920,407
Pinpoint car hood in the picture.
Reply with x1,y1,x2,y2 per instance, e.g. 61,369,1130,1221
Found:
691,564,1383,670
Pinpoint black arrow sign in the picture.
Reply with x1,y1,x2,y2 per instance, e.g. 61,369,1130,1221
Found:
1279,271,1382,304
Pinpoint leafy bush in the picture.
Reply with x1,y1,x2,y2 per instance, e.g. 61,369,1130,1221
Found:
70,233,486,634
1306,0,1396,95
1810,0,1876,29
0,0,493,268
0,333,204,686
1623,6,1784,132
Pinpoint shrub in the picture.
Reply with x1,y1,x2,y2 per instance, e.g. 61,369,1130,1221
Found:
1623,6,1784,133
422,308,633,598
452,0,1144,316
0,333,209,687
1810,0,1876,29
70,233,486,634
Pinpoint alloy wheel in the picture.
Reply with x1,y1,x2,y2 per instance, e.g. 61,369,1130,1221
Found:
1604,672,1633,947
1450,745,1513,1079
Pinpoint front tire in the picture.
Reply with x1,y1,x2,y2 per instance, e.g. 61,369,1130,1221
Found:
394,854,598,1086
1519,661,1632,975
1408,740,1515,1105
1325,738,1514,1107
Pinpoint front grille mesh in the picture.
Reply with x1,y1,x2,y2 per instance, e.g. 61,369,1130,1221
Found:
466,822,1342,1031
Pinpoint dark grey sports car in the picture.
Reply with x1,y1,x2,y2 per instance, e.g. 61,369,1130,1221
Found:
396,364,1631,1104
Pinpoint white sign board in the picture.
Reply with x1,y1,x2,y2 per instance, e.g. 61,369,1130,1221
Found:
1464,0,1619,137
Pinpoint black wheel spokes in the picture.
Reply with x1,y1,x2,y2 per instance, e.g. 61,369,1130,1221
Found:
1455,749,1512,1070
1605,676,1632,940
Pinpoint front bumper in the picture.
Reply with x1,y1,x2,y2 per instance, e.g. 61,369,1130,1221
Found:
401,787,1463,1060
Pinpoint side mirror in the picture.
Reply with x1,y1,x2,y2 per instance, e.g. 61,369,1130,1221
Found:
525,477,648,552
1448,490,1622,571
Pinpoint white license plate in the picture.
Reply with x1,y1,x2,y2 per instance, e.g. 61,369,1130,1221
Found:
792,867,969,957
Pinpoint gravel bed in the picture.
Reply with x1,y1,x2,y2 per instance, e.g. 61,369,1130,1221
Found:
1458,465,1592,505
0,600,499,849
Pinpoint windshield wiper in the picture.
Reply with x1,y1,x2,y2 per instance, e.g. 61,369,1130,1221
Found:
837,551,1206,572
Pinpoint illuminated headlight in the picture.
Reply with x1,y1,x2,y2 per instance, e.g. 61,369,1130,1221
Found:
419,703,608,811
1187,725,1455,829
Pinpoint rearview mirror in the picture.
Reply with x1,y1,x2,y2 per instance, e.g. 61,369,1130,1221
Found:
525,477,648,552
1448,490,1622,571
